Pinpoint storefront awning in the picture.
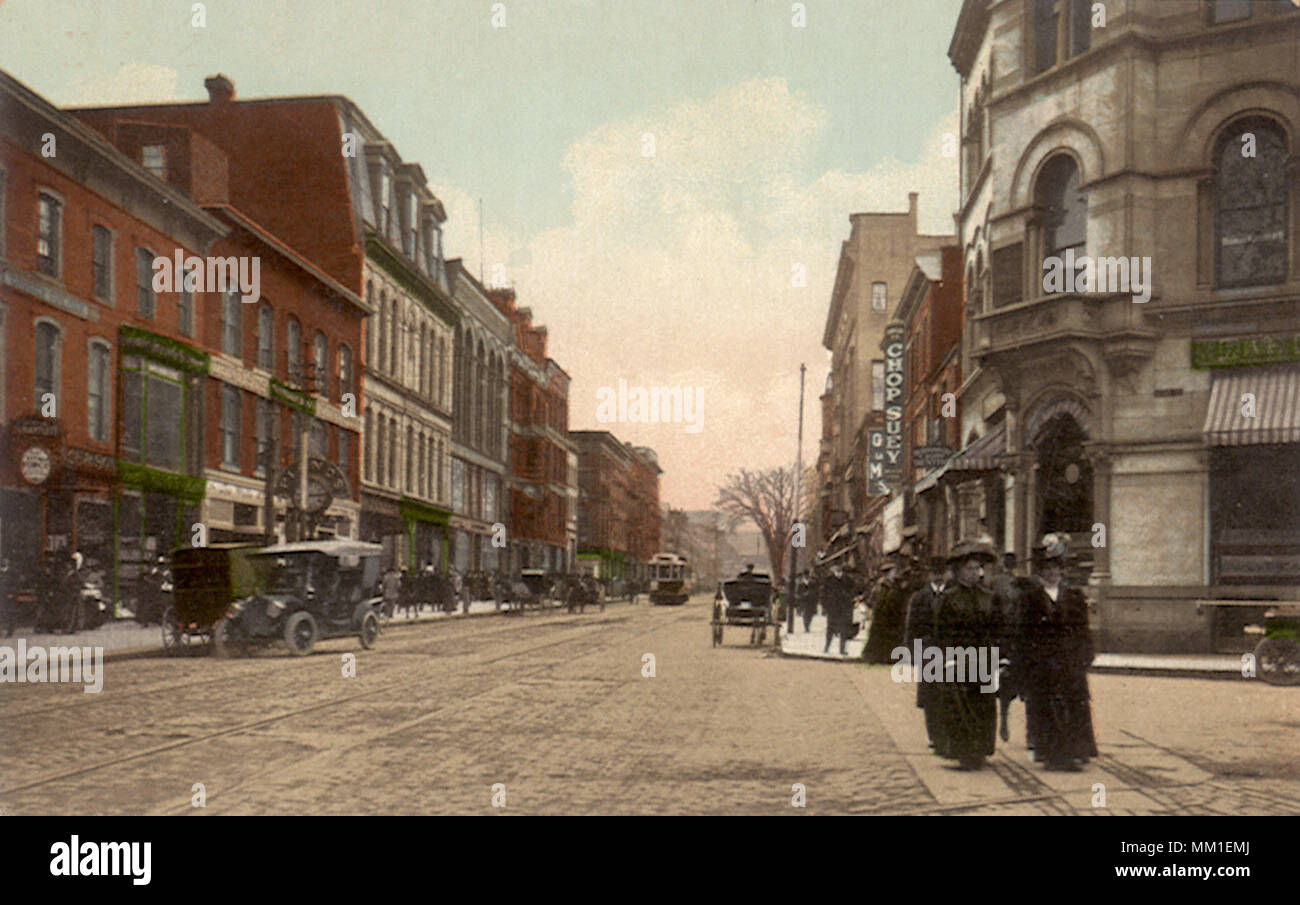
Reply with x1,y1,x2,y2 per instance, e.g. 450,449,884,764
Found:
1203,364,1300,446
949,424,1006,473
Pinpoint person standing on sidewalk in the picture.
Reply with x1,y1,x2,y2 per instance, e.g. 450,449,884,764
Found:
990,552,1029,745
931,540,1000,771
862,558,906,664
821,563,855,655
381,564,401,620
904,556,950,750
1018,533,1097,772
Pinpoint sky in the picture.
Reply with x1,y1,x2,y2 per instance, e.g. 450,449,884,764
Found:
0,0,962,510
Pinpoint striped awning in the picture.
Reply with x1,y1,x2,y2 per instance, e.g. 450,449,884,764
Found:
949,424,1006,473
1203,364,1300,446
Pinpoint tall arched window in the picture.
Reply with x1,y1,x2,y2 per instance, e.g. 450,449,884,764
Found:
339,344,354,402
1037,155,1087,265
438,336,447,408
389,300,400,375
378,293,389,376
475,340,487,451
388,418,398,489
365,408,374,483
258,304,274,370
286,317,302,385
313,332,328,396
221,290,242,357
375,413,386,486
419,324,428,397
1216,117,1289,288
366,281,375,366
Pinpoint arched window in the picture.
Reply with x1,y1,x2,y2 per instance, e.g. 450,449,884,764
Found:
438,336,447,407
365,408,374,483
378,293,388,376
419,324,428,397
257,304,274,370
286,317,302,385
339,344,353,402
1037,155,1087,265
390,300,400,375
475,340,487,451
1034,412,1093,534
388,417,398,489
375,413,386,486
366,281,375,366
1215,117,1289,288
313,332,328,396
34,319,61,412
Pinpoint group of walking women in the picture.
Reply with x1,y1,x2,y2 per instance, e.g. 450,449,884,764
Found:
896,532,1098,772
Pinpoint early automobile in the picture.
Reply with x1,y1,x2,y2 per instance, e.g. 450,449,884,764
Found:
217,539,384,656
711,569,778,648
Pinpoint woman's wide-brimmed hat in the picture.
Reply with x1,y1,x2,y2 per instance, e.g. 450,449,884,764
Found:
947,539,997,565
1032,532,1070,564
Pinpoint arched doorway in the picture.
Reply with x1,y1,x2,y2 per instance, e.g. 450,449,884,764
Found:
1033,411,1093,535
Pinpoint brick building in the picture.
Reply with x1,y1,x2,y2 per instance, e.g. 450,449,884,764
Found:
572,430,662,580
1,70,229,603
489,287,574,572
71,75,456,571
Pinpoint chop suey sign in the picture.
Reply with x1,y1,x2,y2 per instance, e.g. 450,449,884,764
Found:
869,325,906,496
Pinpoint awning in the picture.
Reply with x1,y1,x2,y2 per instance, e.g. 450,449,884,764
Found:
949,424,1006,473
1203,364,1300,446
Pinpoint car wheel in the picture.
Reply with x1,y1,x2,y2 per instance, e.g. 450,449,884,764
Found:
161,605,181,655
1255,637,1300,686
283,611,317,657
358,611,379,649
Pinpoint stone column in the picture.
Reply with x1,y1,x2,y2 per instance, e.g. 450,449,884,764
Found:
1085,446,1112,584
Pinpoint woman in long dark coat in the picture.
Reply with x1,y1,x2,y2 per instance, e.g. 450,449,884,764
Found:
1019,533,1097,771
931,541,1000,770
903,557,949,749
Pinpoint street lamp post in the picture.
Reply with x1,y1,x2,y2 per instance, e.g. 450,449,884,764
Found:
787,363,805,634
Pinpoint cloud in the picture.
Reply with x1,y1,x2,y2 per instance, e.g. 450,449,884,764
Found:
64,63,179,106
435,77,957,510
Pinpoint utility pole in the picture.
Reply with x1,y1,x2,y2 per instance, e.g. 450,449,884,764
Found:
787,363,806,634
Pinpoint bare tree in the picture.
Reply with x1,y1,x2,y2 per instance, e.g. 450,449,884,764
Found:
714,466,795,579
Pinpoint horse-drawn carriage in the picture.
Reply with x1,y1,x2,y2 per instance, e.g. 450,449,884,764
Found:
711,570,779,648
500,568,556,614
165,543,262,654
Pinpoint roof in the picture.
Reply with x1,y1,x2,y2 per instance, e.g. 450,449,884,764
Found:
256,540,384,558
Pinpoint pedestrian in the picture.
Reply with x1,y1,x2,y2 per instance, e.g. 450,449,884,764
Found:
903,556,950,750
990,552,1031,744
862,557,907,664
821,562,855,655
381,564,401,620
931,539,1001,771
798,570,817,633
1019,533,1097,772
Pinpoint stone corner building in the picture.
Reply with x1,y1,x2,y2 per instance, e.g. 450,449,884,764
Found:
949,0,1300,652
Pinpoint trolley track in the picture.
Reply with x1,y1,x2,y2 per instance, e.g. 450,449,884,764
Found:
0,606,679,806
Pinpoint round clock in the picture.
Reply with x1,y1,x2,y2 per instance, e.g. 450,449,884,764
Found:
21,446,52,485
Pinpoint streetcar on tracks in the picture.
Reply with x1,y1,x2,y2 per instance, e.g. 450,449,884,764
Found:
648,552,690,605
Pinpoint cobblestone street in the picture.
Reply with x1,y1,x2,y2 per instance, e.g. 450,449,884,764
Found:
2,598,1297,816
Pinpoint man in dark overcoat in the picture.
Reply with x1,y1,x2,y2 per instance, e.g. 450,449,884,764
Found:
903,556,949,749
821,562,855,655
862,557,907,663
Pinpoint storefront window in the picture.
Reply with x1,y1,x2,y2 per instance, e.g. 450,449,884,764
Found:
120,355,186,470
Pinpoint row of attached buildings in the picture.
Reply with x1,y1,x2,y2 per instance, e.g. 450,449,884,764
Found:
815,0,1300,653
0,70,608,606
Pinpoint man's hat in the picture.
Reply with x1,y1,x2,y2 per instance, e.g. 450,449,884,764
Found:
1032,532,1069,564
947,539,997,565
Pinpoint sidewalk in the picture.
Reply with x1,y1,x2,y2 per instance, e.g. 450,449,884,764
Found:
1,597,534,661
780,613,866,661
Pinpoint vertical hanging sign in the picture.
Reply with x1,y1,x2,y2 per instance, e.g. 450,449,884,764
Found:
882,324,906,493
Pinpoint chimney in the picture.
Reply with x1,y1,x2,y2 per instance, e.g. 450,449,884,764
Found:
908,191,918,224
204,74,235,104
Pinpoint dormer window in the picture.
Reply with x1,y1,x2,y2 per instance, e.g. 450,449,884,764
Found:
405,191,418,258
379,168,392,232
142,145,167,180
1032,0,1092,76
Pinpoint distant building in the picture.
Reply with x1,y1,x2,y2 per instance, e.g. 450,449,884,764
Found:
572,430,662,580
490,288,573,572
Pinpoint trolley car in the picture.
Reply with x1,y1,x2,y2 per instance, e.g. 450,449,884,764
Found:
648,553,690,605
